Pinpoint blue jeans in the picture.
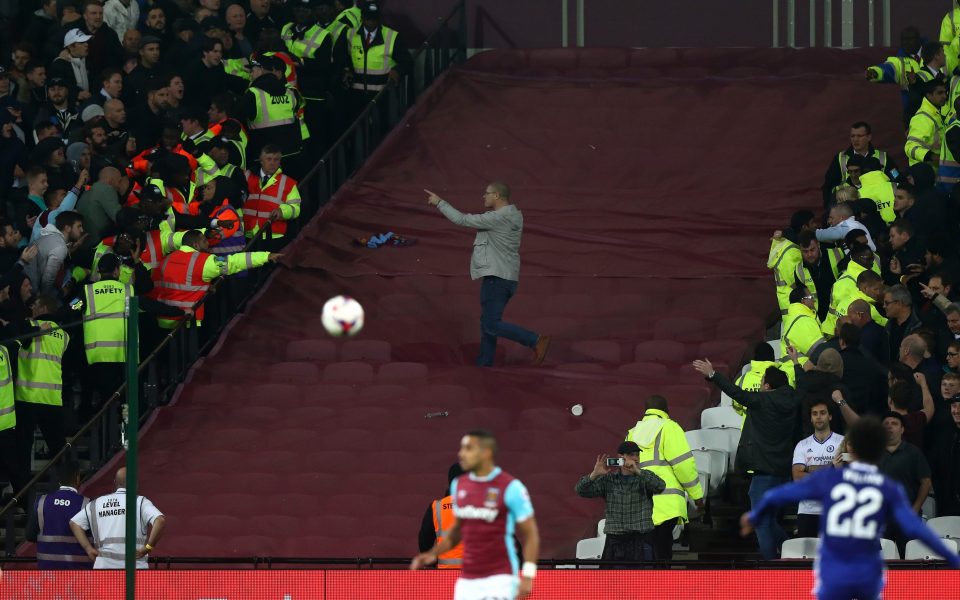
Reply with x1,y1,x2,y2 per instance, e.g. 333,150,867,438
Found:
477,276,538,367
748,474,790,560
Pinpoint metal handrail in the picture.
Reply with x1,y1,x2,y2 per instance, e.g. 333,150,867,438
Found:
0,0,468,556
299,0,468,186
0,555,953,570
0,222,275,523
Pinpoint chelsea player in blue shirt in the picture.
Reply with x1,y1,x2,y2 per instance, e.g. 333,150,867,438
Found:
741,417,960,600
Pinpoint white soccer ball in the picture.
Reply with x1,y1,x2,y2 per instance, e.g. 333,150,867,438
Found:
321,295,365,338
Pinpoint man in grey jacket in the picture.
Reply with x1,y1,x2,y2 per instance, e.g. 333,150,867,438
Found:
425,183,550,366
25,211,85,298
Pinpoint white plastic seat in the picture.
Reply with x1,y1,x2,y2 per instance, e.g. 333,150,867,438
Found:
927,517,960,539
690,448,728,496
767,339,782,359
880,538,900,560
780,537,818,559
686,428,734,453
904,538,958,560
576,536,605,560
719,392,734,407
596,519,606,536
922,496,937,521
701,406,743,430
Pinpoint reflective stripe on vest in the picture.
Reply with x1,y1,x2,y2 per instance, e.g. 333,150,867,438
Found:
782,312,824,357
154,251,210,321
0,345,13,431
432,497,463,568
939,119,960,190
15,320,67,405
82,281,132,364
349,27,398,91
249,88,296,130
244,172,298,236
838,149,887,180
142,230,162,269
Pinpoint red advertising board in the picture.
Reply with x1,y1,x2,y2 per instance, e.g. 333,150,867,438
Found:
2,569,958,600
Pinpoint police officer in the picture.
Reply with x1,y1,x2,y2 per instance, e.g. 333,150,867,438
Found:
25,460,93,569
418,463,465,568
625,395,704,560
241,55,302,164
69,467,165,569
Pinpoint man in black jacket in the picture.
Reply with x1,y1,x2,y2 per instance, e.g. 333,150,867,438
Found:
693,358,801,559
930,397,960,516
836,323,888,417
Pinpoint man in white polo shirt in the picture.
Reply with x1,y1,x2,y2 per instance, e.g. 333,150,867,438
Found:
68,467,166,569
791,400,844,537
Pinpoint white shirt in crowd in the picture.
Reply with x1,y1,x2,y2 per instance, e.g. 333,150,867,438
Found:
70,488,163,569
792,432,844,515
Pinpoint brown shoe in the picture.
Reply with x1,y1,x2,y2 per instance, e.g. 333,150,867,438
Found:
532,336,551,366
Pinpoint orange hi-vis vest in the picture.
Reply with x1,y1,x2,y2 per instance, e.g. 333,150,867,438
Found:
150,250,210,322
431,495,463,569
244,171,297,236
100,231,164,269
128,145,199,180
168,187,198,216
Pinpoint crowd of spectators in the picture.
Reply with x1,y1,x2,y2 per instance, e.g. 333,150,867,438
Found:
0,0,413,508
717,14,960,558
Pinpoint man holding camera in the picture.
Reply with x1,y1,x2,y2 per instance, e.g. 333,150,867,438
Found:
575,441,665,564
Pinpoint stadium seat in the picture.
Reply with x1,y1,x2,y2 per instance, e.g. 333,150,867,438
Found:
415,384,473,410
322,361,375,383
517,408,575,430
575,536,604,560
351,384,411,406
597,519,606,536
922,496,937,521
653,317,704,343
377,294,423,317
692,425,739,469
700,406,743,430
766,339,782,360
285,339,337,361
341,340,392,362
880,538,900,560
268,361,321,385
568,340,622,363
617,361,669,379
697,339,747,370
781,537,818,559
927,517,960,539
376,362,429,383
715,315,765,340
719,392,734,407
544,294,595,316
634,340,687,363
904,538,959,560
555,362,609,373
690,448,727,495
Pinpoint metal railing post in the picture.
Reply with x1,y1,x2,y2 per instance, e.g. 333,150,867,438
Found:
867,0,875,47
561,0,569,47
787,0,796,47
772,0,780,47
576,0,585,47
841,0,854,48
882,0,891,46
824,0,833,47
809,0,816,46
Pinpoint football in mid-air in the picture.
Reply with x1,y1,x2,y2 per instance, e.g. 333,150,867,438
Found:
321,295,365,337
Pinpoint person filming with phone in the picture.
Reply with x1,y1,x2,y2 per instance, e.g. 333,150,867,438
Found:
575,441,665,565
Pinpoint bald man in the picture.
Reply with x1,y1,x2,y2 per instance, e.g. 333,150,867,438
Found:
69,467,166,569
76,166,124,249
